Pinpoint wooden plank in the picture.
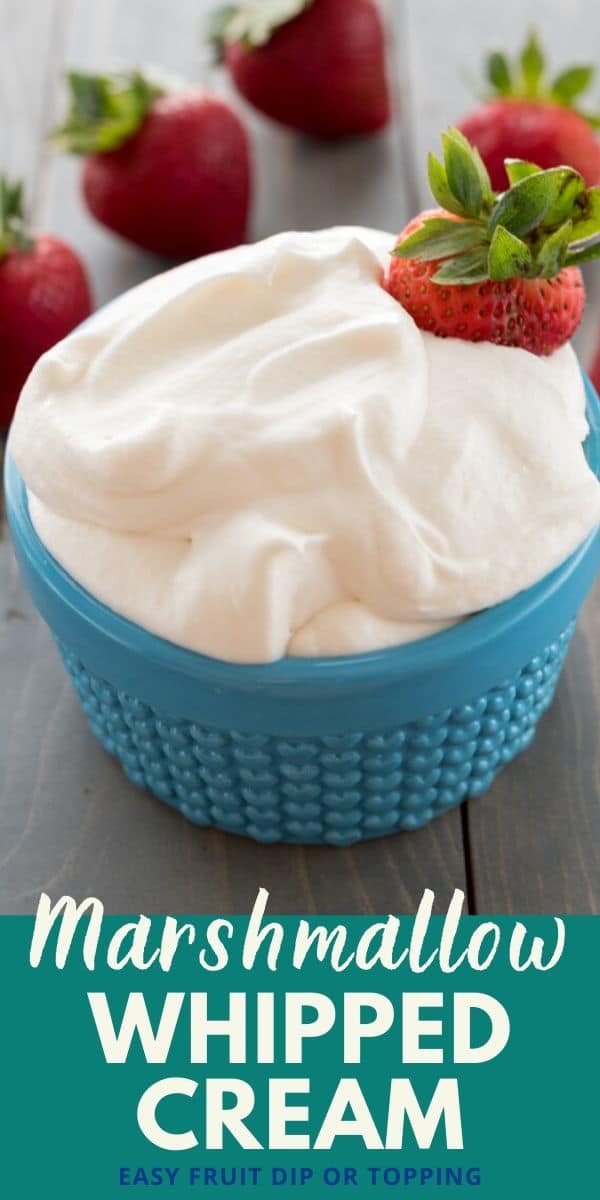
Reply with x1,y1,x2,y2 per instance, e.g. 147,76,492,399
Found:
0,0,468,913
404,0,600,913
0,0,69,203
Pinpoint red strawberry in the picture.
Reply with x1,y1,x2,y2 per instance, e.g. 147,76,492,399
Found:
0,178,92,429
211,0,390,139
460,101,600,193
386,128,600,356
458,32,600,191
53,71,251,258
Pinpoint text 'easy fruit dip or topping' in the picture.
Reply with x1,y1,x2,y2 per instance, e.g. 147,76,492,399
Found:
9,227,600,663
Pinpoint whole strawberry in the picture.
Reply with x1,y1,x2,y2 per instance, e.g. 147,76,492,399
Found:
53,71,251,258
459,32,600,191
211,0,390,139
386,128,600,356
0,177,92,429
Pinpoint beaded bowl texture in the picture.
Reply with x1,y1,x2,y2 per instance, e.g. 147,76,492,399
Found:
5,375,600,845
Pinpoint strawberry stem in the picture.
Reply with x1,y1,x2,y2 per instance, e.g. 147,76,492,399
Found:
393,128,600,284
210,0,315,52
479,30,600,130
0,176,34,260
208,6,239,61
51,70,164,155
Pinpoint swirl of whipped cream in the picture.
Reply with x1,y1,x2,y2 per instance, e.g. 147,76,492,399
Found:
10,227,600,662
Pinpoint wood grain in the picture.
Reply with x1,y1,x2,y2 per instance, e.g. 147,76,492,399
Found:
0,0,468,914
0,0,69,203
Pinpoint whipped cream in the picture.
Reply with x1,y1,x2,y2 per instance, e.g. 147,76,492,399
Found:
10,227,600,663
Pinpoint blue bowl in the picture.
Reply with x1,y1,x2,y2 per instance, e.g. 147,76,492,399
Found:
5,374,600,845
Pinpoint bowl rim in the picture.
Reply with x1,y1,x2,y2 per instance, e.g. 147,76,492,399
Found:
5,371,600,690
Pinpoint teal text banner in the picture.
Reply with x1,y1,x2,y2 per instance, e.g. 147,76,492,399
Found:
1,902,597,1199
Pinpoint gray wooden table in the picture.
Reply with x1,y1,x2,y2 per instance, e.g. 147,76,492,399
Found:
1,0,599,915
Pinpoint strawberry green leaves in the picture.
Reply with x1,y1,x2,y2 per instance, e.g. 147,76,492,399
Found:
488,166,585,237
428,129,494,220
504,159,541,185
442,129,494,216
479,29,598,129
0,176,33,258
535,222,573,277
486,52,512,96
552,65,595,105
520,31,545,97
427,152,468,216
543,170,588,225
488,225,533,279
565,232,600,267
391,217,485,261
52,71,164,154
570,186,600,240
212,0,315,50
392,127,600,284
550,63,600,128
442,131,484,216
430,246,489,285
